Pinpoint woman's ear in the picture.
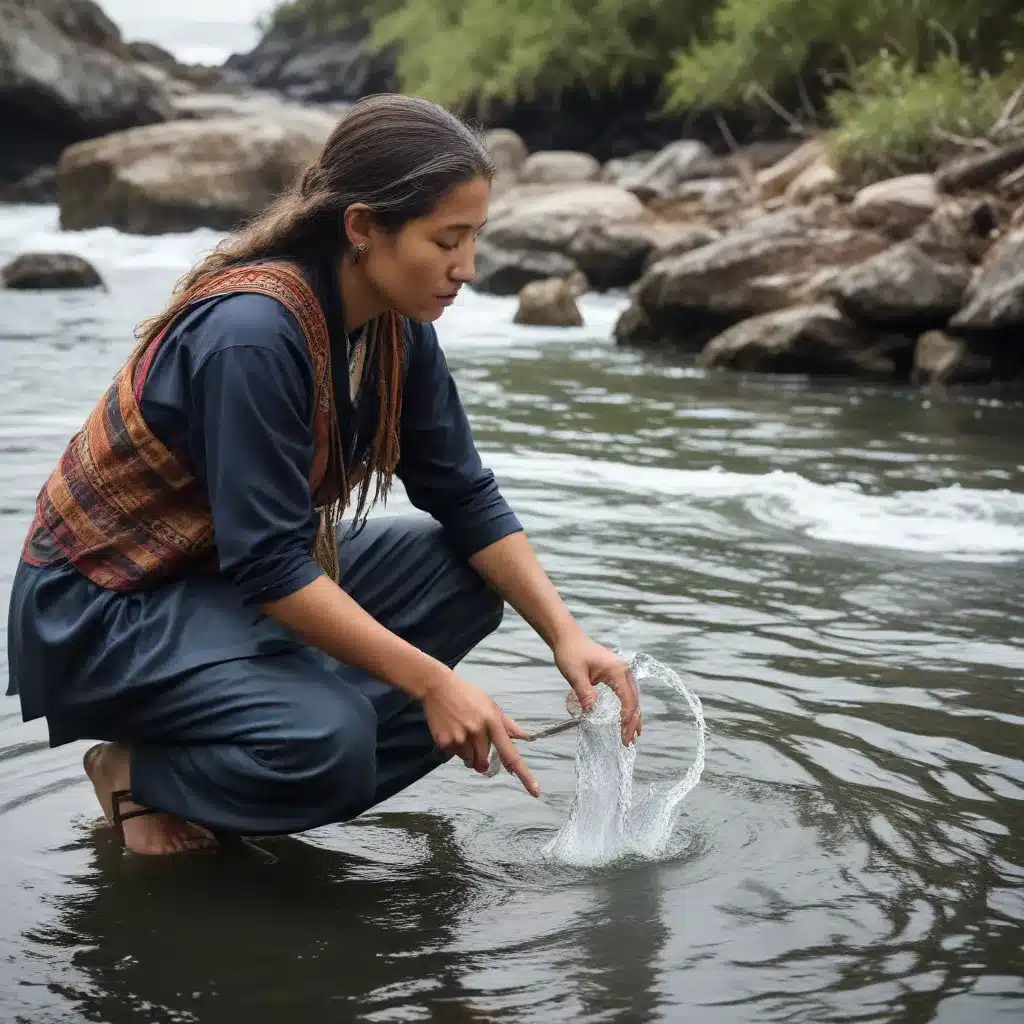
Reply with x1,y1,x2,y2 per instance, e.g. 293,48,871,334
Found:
343,203,374,252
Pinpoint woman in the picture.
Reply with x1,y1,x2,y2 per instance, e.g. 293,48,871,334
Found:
6,94,641,857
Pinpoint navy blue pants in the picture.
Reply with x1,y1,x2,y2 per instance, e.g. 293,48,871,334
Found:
6,517,504,835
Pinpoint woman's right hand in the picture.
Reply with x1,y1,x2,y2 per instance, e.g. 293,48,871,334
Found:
422,669,540,798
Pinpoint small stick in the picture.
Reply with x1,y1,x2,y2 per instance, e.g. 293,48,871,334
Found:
523,718,580,742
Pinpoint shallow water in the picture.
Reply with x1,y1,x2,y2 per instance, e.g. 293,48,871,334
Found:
1,205,1022,1023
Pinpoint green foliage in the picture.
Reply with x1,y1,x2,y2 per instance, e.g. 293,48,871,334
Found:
825,54,1014,185
260,0,1024,165
370,0,718,109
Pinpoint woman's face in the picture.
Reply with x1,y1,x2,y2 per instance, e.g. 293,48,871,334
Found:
364,176,490,323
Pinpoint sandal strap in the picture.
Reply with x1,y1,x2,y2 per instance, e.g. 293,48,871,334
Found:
111,789,160,823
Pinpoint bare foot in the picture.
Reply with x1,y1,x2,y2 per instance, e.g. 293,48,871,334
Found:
83,742,218,856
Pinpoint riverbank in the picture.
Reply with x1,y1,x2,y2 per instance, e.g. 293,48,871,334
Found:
2,0,1023,389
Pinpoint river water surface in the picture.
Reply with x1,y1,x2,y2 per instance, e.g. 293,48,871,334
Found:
1,204,1022,1023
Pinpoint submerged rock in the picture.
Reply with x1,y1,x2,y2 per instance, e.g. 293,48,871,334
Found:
514,277,584,327
698,305,913,380
57,111,339,234
2,252,105,290
911,331,1001,387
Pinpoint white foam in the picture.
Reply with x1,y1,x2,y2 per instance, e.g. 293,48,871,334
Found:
485,451,1024,562
0,205,225,272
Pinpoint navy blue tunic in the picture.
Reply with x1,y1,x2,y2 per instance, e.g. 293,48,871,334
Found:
6,262,523,739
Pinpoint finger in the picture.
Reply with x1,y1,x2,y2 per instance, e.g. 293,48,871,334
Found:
567,670,598,712
611,665,640,744
489,720,540,797
501,712,530,741
470,725,491,774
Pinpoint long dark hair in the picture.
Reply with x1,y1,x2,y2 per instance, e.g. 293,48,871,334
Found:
132,93,495,576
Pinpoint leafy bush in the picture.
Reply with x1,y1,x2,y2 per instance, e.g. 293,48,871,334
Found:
824,55,1014,184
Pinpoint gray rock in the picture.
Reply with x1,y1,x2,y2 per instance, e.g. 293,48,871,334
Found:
698,305,912,380
2,252,104,290
644,224,722,270
514,277,584,327
635,207,889,328
850,174,940,238
833,241,971,329
951,229,1024,332
567,224,654,291
912,331,999,386
520,151,601,185
0,0,171,185
621,140,713,201
56,111,340,234
474,240,579,297
484,129,528,177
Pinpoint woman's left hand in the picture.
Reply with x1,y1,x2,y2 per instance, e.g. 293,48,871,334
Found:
554,628,642,745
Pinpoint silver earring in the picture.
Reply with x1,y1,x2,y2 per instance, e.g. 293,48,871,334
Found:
352,241,367,264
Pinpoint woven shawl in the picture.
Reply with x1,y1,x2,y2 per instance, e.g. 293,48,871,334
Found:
22,261,348,591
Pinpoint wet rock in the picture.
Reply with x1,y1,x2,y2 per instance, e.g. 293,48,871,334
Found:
621,140,712,201
56,110,339,234
0,165,57,204
474,240,579,297
698,305,912,380
911,331,999,386
0,0,171,186
950,229,1024,332
850,174,940,238
2,252,104,290
628,207,888,338
757,140,824,199
520,151,601,184
833,241,971,330
514,277,584,327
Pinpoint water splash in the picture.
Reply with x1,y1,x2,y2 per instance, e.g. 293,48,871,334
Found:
541,653,706,868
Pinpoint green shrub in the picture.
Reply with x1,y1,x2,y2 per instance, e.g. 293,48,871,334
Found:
824,54,1014,185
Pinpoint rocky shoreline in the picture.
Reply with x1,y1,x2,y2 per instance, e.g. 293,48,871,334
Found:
2,0,1022,390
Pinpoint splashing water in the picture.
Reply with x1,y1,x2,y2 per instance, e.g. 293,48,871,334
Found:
541,653,707,868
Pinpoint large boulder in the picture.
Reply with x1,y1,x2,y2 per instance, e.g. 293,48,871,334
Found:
479,184,651,292
0,0,171,185
2,252,104,290
697,305,913,380
56,111,340,235
950,229,1024,333
620,140,713,200
519,151,601,184
850,174,940,237
833,241,971,330
617,206,889,345
514,277,584,327
225,20,395,103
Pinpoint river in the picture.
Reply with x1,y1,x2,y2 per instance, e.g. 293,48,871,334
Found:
1,203,1022,1023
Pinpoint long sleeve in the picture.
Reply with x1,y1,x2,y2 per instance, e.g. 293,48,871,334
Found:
396,321,522,557
185,297,324,605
